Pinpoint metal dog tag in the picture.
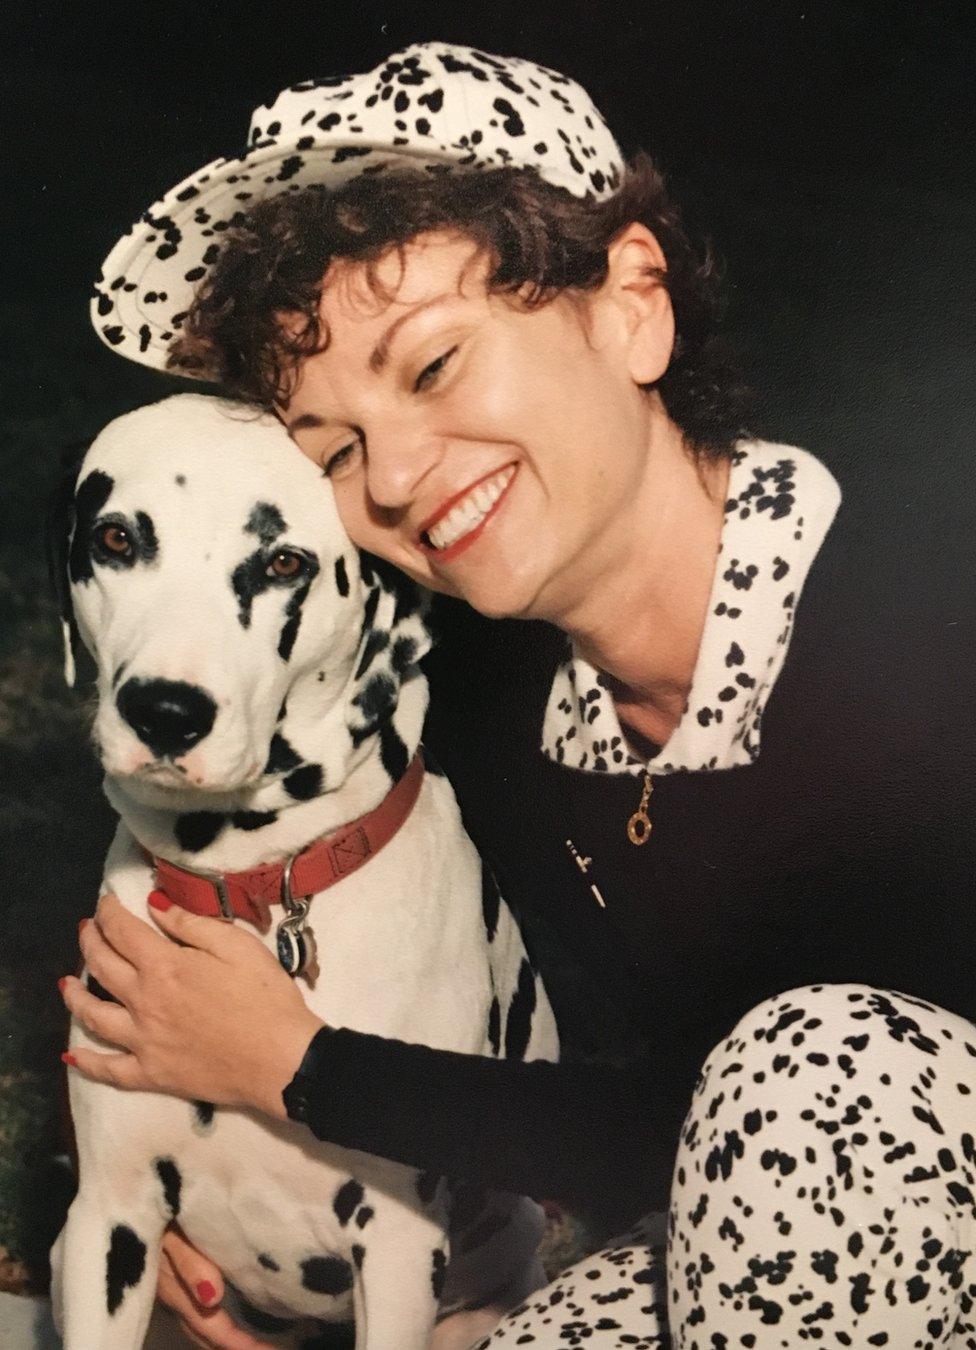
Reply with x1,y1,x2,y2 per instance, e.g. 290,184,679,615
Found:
276,909,316,978
276,857,317,980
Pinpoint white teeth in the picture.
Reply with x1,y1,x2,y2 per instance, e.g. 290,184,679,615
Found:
427,467,515,551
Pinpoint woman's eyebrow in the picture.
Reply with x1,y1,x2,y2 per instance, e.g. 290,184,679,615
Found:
368,294,453,373
286,293,459,433
287,412,326,434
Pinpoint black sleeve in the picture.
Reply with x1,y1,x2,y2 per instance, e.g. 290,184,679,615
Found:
283,1026,694,1216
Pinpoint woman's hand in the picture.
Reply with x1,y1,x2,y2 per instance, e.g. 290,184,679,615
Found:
60,891,323,1117
158,1225,274,1350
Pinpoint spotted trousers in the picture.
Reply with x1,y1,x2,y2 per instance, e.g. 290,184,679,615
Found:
476,984,976,1348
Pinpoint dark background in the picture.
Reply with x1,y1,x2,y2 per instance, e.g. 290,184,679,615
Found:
1,0,974,1286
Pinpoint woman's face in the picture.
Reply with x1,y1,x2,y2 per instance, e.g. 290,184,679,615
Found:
283,231,660,622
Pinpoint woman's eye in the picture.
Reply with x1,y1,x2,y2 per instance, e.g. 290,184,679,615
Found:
322,440,362,479
413,346,458,393
267,550,306,580
94,523,133,558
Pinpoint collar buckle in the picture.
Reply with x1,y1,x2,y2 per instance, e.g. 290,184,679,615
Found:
163,860,235,921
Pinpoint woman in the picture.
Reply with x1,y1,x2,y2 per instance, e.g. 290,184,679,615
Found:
62,43,976,1347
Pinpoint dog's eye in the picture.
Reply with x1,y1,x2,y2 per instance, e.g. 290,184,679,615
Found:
94,523,134,559
267,550,306,580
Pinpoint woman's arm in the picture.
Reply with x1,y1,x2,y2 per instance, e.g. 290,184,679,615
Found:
61,893,688,1214
285,1024,683,1213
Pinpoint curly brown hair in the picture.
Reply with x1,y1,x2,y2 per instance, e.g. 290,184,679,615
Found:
169,153,751,458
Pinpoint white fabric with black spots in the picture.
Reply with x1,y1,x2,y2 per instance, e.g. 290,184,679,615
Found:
541,440,841,776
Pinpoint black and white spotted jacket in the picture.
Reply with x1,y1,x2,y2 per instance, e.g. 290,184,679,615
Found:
294,438,976,1219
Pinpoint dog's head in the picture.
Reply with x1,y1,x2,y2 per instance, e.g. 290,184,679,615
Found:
55,394,428,807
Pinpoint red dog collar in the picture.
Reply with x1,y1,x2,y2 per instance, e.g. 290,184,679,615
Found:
148,753,425,930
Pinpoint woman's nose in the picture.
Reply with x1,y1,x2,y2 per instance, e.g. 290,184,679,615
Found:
364,424,443,511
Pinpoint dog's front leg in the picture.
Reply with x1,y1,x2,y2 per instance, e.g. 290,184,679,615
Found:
54,1185,167,1349
351,1210,447,1350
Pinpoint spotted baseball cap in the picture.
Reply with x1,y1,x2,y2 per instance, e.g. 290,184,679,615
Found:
91,43,625,373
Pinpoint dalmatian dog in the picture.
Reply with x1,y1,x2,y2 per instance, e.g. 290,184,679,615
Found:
49,393,558,1349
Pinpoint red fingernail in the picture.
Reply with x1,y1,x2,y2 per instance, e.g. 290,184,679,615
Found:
61,1052,78,1068
196,1280,217,1306
78,918,90,938
58,977,68,994
148,890,173,912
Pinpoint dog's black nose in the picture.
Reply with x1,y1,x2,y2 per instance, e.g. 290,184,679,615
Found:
116,678,217,758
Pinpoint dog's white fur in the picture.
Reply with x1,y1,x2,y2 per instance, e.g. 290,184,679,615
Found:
51,395,558,1349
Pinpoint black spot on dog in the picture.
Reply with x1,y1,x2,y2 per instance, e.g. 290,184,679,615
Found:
354,629,389,681
332,1179,364,1227
134,511,159,562
278,569,317,662
334,556,350,597
175,811,224,852
351,1244,365,1271
257,1251,280,1272
284,764,323,800
378,721,409,782
416,1170,441,1204
69,470,115,584
232,809,279,831
301,1255,353,1296
393,581,423,623
231,550,269,628
488,995,501,1056
238,1298,299,1334
193,1100,215,1129
353,672,397,727
355,1206,373,1229
245,502,287,545
504,959,537,1060
481,864,500,943
390,636,419,676
175,474,186,487
86,974,120,1005
154,1157,182,1217
431,1248,447,1299
359,580,381,628
265,732,302,774
106,1223,146,1315
358,552,423,623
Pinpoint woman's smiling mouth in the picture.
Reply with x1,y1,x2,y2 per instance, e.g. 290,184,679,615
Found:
420,464,517,561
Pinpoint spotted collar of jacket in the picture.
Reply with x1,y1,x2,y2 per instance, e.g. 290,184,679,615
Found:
541,440,842,776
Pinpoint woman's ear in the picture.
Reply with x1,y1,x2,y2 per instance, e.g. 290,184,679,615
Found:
604,223,675,386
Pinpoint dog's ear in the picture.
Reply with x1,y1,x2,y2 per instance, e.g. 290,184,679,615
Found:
347,550,431,736
45,440,90,687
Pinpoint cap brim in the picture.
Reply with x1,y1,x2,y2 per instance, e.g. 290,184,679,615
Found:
91,139,462,373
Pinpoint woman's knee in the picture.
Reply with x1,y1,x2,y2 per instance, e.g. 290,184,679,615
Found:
668,986,976,1342
673,980,976,1223
693,982,976,1103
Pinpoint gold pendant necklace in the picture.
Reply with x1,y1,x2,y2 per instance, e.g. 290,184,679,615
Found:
627,771,654,845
